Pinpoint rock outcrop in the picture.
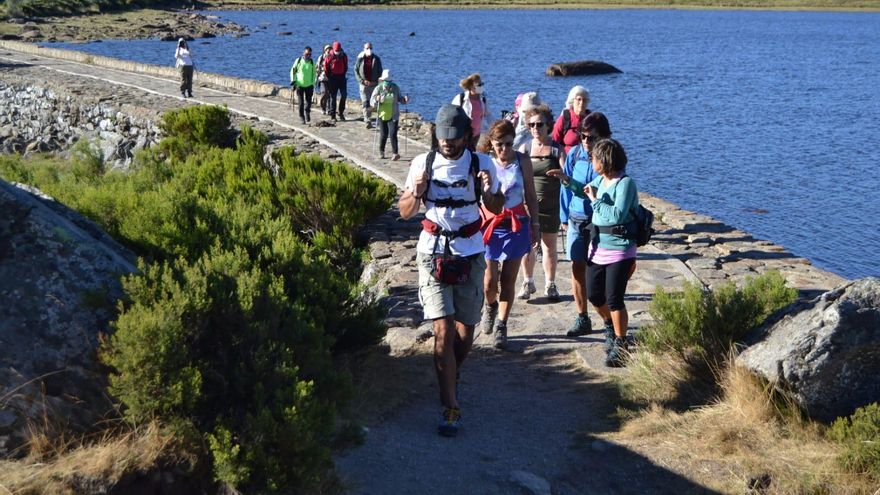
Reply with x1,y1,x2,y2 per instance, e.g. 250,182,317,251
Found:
0,179,137,457
0,81,162,169
736,277,880,422
545,61,622,77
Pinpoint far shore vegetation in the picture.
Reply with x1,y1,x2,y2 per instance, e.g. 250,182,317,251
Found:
2,0,879,19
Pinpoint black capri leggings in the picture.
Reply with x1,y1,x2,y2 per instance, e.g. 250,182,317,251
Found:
587,258,636,311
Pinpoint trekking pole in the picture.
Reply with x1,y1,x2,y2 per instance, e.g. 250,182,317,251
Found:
403,101,409,158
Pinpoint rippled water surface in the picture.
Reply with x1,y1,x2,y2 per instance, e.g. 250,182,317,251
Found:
53,9,880,279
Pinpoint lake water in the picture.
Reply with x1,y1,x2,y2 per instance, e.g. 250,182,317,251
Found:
50,8,880,279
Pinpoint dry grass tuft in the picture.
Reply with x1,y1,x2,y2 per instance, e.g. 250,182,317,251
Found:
612,357,878,494
0,422,187,495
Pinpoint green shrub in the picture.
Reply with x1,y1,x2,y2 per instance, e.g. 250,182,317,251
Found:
274,147,395,269
643,271,797,359
5,104,390,492
70,138,105,181
159,104,236,152
828,403,880,479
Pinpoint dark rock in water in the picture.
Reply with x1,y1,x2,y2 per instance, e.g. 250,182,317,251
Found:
333,26,340,31
409,31,416,36
277,31,292,36
197,31,215,39
736,277,880,422
0,180,137,457
545,60,622,77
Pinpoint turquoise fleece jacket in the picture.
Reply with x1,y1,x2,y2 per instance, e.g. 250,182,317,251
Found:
589,175,639,250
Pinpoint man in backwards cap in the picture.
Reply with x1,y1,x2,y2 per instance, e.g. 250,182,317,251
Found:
399,104,504,437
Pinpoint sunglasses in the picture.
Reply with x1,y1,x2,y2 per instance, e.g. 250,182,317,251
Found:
475,82,484,87
580,133,598,143
527,122,546,129
432,178,469,188
492,141,514,149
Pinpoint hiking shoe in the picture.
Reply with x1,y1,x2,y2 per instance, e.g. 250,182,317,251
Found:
438,407,461,437
365,121,373,129
605,337,628,368
603,320,615,352
481,301,498,335
187,91,193,98
517,280,536,300
181,91,187,98
493,320,508,350
379,152,386,159
566,313,592,337
545,283,560,302
339,114,346,121
391,154,401,161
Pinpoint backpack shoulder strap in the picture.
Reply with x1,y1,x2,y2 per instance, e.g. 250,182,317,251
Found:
562,109,571,134
470,151,481,204
422,150,437,199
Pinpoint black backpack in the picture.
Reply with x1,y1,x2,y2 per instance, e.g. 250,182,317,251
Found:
631,204,655,247
594,176,655,247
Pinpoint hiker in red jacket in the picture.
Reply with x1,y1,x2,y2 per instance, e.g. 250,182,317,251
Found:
323,41,349,122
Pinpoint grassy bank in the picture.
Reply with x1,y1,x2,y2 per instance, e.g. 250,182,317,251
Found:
2,0,879,19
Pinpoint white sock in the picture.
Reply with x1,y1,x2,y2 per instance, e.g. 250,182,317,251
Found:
524,277,534,284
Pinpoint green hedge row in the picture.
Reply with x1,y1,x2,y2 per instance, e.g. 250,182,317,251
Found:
0,104,395,493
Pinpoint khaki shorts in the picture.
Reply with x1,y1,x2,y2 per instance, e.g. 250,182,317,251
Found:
416,252,486,326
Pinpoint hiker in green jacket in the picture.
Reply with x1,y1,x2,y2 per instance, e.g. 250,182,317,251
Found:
290,45,317,125
371,69,409,160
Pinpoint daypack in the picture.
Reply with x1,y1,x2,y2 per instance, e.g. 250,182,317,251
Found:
631,204,655,247
421,150,483,285
594,176,655,247
559,109,572,141
326,52,347,76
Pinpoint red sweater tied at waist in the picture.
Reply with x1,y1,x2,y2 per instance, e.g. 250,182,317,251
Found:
481,203,528,244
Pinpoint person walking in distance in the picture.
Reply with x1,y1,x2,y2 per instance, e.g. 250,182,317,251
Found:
451,73,493,148
371,69,409,160
315,44,331,115
399,104,504,437
290,45,317,125
552,85,591,155
174,38,194,98
323,41,349,122
355,42,383,129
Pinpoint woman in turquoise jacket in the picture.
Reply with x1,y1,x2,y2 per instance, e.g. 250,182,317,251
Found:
546,112,612,338
583,138,638,367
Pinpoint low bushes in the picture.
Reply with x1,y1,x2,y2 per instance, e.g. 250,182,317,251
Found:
641,271,797,359
620,271,797,409
828,402,880,480
1,105,395,493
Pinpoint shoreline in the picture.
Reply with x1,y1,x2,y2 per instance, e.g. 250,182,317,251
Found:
2,1,878,44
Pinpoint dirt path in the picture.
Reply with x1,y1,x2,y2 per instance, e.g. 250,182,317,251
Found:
335,349,715,495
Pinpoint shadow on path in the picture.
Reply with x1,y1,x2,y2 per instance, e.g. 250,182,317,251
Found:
335,349,721,494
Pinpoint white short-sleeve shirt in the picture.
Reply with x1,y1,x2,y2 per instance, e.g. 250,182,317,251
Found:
404,149,499,256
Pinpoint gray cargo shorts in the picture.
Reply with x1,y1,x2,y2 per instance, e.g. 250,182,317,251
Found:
415,252,486,326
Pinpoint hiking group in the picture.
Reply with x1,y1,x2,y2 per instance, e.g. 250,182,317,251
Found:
397,79,650,438
290,41,410,160
287,41,648,437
